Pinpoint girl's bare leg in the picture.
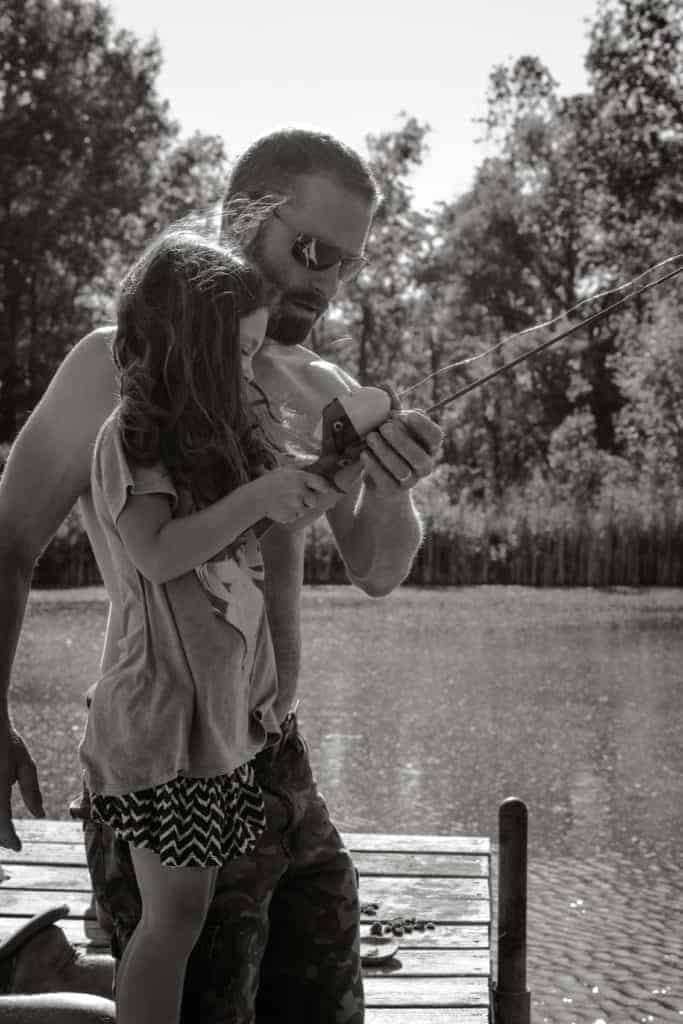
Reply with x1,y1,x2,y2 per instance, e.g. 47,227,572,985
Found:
115,845,218,1024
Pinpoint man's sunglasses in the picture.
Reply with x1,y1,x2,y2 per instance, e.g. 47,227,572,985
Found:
273,209,368,283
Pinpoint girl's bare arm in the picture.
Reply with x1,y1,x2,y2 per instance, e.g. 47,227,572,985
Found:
117,468,332,584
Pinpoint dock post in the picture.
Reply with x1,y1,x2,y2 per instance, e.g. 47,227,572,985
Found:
492,797,531,1024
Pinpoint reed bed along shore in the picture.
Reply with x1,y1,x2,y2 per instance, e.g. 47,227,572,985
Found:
306,492,683,587
31,494,683,589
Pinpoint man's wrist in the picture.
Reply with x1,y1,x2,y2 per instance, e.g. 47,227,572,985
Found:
361,471,415,507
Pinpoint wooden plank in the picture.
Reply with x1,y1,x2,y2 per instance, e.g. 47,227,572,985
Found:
0,891,96,918
0,915,488,979
26,587,108,605
12,821,85,844
0,1004,489,1024
0,867,489,923
0,917,110,951
364,976,488,1006
356,853,489,877
3,844,489,874
1,884,485,937
359,878,489,923
1,864,94,891
1,842,87,866
362,925,490,949
12,820,491,855
0,916,489,953
346,833,490,855
1,884,485,925
366,1012,488,1024
2,864,489,903
361,949,489,976
0,917,490,960
3,845,489,880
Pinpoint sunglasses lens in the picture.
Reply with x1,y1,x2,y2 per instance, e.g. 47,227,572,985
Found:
291,231,368,281
292,234,342,271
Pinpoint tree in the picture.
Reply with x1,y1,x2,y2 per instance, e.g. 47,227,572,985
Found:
419,0,683,492
314,114,435,393
82,130,230,327
0,0,229,439
613,293,683,486
585,0,683,261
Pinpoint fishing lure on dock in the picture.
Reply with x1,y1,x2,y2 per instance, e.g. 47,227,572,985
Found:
306,254,683,492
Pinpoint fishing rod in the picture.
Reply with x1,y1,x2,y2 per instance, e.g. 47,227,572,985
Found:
424,261,683,414
306,256,683,490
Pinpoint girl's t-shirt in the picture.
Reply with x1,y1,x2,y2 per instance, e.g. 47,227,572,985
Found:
79,412,281,797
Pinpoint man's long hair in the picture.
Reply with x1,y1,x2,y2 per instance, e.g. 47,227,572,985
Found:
113,229,277,508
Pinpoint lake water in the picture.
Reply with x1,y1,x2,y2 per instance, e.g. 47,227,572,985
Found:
295,586,682,1024
14,584,683,1023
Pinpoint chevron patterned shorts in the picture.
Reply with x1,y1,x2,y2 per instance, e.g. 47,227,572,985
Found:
90,764,266,867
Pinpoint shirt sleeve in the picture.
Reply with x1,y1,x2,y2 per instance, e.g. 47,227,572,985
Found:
93,414,178,527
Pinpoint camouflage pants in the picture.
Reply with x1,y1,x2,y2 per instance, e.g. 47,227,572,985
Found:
83,714,364,1023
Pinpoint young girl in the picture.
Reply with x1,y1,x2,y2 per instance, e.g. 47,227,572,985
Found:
78,229,330,1024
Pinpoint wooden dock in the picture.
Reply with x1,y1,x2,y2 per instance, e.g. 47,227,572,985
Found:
1,819,493,1023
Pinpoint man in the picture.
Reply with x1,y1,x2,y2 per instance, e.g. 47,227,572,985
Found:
0,128,443,1022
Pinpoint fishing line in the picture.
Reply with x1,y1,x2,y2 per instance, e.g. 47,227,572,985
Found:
423,261,683,415
400,252,683,401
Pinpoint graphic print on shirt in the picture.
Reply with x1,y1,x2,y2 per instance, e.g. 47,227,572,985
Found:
246,378,320,468
195,528,267,672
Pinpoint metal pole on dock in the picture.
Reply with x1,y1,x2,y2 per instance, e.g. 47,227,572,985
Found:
493,797,531,1024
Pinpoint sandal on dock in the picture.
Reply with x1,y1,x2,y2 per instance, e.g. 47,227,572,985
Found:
68,789,91,822
360,934,400,966
0,905,72,994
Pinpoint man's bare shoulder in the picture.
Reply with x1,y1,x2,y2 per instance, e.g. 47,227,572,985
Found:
294,343,358,379
310,365,358,408
0,326,119,557
40,325,117,411
63,324,117,372
260,340,359,402
80,323,117,348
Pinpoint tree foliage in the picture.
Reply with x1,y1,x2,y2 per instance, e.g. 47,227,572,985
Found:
313,113,435,390
316,0,683,539
3,0,683,585
412,0,683,501
0,0,228,439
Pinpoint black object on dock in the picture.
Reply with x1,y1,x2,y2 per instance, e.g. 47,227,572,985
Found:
493,797,531,1024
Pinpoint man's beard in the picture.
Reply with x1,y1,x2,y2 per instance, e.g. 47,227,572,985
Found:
266,292,326,346
245,232,328,346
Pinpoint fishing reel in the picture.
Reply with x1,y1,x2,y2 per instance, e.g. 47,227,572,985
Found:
251,384,395,538
305,385,395,492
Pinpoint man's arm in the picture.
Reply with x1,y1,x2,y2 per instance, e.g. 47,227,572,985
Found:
253,346,442,596
0,328,117,849
327,409,442,598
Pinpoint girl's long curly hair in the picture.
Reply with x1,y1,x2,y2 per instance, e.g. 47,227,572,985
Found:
114,229,277,508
